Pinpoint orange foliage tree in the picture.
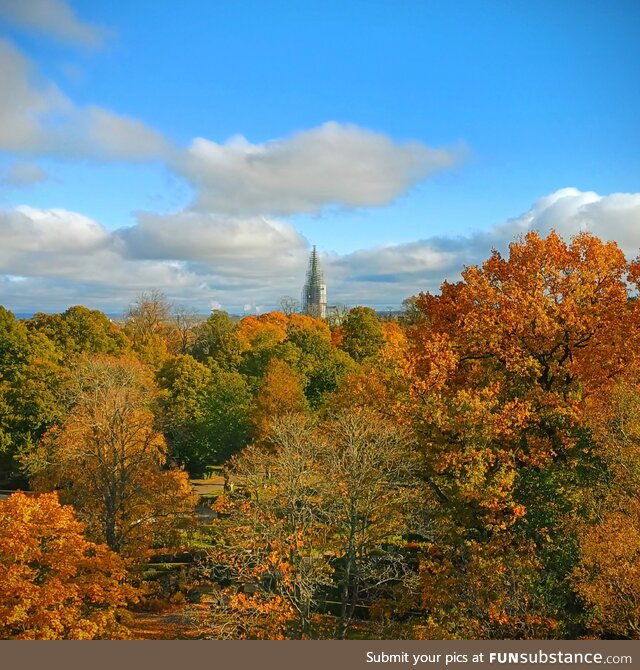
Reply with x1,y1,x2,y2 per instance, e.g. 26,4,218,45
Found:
0,492,135,639
403,231,640,635
235,311,288,352
251,358,309,443
407,231,640,525
570,373,640,637
30,356,196,557
322,321,410,419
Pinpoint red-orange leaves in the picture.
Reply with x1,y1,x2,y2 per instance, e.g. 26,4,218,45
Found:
414,231,639,399
406,232,640,532
400,231,640,635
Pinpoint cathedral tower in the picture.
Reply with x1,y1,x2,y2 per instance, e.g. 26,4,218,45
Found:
302,246,327,319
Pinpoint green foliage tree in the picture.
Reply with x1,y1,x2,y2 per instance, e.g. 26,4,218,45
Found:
192,310,242,370
201,364,253,465
158,355,252,473
284,316,336,404
340,306,384,362
27,306,129,356
0,307,69,485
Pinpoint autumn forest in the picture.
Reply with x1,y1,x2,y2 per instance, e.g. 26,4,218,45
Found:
2,230,640,640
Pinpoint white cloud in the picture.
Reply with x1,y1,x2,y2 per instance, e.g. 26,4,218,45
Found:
177,122,464,216
330,241,459,281
0,0,108,48
118,211,307,269
0,42,461,212
326,188,640,305
1,161,48,187
0,205,309,312
2,189,639,313
1,206,110,255
326,241,471,306
0,39,170,161
70,106,171,161
497,187,640,259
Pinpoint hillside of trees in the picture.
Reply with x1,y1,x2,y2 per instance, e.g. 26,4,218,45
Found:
2,230,640,639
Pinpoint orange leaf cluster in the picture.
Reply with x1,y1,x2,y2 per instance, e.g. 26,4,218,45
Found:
0,492,136,639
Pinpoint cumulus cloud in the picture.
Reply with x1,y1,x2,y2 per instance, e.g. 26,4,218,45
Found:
327,188,640,305
1,161,48,187
2,189,639,313
118,211,307,269
177,122,464,216
0,205,309,312
0,41,461,210
0,39,170,161
0,0,108,48
497,187,640,259
1,206,110,255
3,36,460,214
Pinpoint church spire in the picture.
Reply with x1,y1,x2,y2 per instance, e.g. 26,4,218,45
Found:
302,246,327,318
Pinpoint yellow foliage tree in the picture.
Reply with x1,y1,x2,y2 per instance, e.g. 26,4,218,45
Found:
251,358,309,443
31,356,196,557
572,374,640,637
572,502,640,638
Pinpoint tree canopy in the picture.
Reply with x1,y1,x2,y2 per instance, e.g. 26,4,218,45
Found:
4,231,640,639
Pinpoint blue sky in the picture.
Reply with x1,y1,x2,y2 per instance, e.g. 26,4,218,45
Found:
0,0,639,313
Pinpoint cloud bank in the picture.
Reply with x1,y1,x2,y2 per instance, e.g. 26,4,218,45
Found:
0,206,309,312
328,188,640,304
1,33,636,313
1,189,639,313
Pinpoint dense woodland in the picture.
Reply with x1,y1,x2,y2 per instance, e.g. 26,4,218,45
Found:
2,230,640,639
